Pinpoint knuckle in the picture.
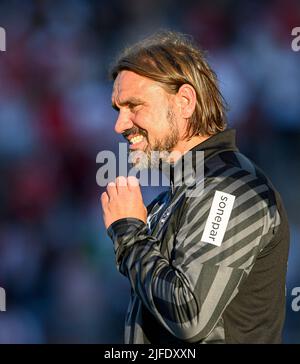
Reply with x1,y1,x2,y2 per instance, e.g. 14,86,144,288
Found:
116,176,127,186
127,176,139,186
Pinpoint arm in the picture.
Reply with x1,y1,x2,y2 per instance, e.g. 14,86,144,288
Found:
103,175,279,342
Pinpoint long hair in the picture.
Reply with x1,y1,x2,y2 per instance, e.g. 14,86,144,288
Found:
110,31,227,138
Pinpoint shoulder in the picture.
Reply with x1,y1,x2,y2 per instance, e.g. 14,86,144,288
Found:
185,151,279,220
204,151,276,200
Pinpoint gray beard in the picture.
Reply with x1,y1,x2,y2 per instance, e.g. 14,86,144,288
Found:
129,109,179,170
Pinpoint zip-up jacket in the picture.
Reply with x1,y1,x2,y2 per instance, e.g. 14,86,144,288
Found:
108,129,290,344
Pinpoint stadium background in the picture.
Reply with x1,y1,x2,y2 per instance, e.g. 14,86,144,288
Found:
0,0,299,343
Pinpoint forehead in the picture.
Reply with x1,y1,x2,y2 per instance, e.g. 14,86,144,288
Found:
112,70,164,102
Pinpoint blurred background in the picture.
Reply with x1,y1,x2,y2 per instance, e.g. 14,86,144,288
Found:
0,0,299,343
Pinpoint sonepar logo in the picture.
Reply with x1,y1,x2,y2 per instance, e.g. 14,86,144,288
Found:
0,26,6,51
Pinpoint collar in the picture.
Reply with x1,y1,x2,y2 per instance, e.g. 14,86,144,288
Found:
161,129,239,191
187,128,238,159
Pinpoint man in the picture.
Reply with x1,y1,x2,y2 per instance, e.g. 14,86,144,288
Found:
101,31,290,344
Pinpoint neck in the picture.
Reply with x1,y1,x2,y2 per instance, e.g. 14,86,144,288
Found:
169,135,210,163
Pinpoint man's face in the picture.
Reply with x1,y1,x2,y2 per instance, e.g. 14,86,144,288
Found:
111,70,180,169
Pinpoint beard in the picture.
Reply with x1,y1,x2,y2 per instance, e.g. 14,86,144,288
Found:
127,108,180,170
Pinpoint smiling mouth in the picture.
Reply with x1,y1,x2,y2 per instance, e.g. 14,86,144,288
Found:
126,133,147,150
129,135,145,145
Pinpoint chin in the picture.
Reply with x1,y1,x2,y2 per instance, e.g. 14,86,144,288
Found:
133,161,149,171
129,150,150,171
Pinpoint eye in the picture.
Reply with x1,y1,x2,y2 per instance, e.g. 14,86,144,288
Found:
129,103,140,112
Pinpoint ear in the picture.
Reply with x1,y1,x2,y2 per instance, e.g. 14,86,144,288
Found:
176,84,197,119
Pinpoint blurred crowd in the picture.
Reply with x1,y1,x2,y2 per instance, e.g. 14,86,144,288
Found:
0,0,299,343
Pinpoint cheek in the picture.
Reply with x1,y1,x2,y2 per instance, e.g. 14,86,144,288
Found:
135,107,167,139
133,112,151,134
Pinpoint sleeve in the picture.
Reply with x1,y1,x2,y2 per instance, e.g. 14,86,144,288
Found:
107,175,279,343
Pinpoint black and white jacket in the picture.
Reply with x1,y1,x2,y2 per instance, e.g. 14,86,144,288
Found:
108,129,290,344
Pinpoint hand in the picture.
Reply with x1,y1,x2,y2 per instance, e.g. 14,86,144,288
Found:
101,176,147,229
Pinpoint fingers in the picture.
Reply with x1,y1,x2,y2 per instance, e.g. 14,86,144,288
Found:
106,176,140,197
116,176,128,194
106,181,117,199
101,192,110,228
127,176,142,198
101,191,109,207
127,176,140,190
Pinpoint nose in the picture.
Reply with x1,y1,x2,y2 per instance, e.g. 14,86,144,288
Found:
114,110,134,135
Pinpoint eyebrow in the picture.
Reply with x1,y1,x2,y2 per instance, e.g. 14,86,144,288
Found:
111,97,145,111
